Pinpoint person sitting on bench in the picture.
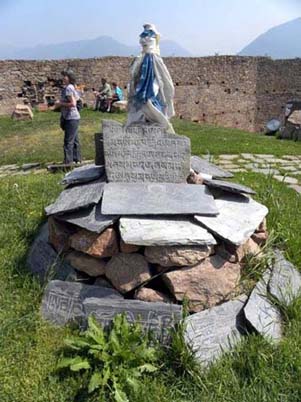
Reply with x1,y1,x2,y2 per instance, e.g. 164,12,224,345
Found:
94,78,112,111
107,82,124,112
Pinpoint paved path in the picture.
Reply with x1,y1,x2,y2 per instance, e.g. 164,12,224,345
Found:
205,154,301,194
1,156,301,193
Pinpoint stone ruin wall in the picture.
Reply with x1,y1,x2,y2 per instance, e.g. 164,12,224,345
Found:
0,56,301,132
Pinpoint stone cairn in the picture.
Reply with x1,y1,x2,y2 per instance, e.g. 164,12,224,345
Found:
28,119,301,366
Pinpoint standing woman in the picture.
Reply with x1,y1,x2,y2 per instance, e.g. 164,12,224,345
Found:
57,70,81,165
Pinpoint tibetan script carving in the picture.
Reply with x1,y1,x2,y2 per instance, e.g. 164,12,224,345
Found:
103,120,191,183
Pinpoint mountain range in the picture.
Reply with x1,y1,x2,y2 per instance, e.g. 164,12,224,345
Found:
0,36,191,60
239,18,301,59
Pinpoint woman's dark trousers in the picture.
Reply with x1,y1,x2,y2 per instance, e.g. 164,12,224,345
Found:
63,119,81,164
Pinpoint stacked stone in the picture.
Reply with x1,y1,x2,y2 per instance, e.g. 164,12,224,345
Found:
27,119,301,363
40,120,269,310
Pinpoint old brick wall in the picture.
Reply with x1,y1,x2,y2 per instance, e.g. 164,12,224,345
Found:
254,58,301,131
0,56,300,132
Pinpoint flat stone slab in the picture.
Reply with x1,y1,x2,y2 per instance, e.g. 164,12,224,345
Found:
184,296,247,366
203,179,255,195
244,270,282,342
288,184,301,194
120,216,217,246
83,297,182,342
61,164,105,186
57,204,118,234
22,162,41,171
268,250,301,306
27,223,75,283
102,183,218,216
191,156,233,179
45,180,105,216
195,194,268,245
274,175,298,185
41,280,122,326
103,120,191,183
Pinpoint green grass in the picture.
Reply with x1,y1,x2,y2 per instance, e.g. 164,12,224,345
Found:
1,171,301,402
1,110,301,166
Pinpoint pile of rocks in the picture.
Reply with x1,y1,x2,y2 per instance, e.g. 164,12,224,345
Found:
11,104,33,120
27,120,301,365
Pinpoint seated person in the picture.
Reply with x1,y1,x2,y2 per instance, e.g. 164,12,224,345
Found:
94,78,112,111
107,82,124,112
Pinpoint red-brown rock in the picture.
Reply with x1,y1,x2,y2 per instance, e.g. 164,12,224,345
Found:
70,227,118,258
187,171,204,184
120,239,140,254
135,287,171,303
251,231,268,246
217,238,262,263
48,216,75,253
144,245,214,267
163,255,241,312
105,253,151,293
65,250,106,277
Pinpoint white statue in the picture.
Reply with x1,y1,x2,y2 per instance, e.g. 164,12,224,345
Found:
127,23,175,133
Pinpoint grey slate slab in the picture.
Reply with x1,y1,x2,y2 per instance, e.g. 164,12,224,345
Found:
26,223,75,284
61,164,105,186
191,155,233,179
185,296,247,367
83,297,182,342
120,216,217,246
103,120,191,183
102,182,218,216
244,270,282,342
203,179,255,195
41,280,122,326
45,179,105,216
57,204,118,234
268,250,301,306
195,193,268,245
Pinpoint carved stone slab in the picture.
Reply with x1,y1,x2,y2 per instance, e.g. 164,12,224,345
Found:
195,194,268,245
41,280,123,326
57,204,118,234
102,183,218,216
26,223,75,283
61,164,105,186
45,180,105,216
83,297,182,342
244,270,282,342
185,296,247,366
203,179,255,195
191,156,233,179
120,216,217,246
268,250,301,306
103,120,191,183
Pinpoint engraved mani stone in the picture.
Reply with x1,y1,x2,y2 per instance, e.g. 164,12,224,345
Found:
41,280,123,326
268,250,301,306
102,120,191,183
102,183,219,216
83,297,183,342
244,270,282,342
184,296,247,366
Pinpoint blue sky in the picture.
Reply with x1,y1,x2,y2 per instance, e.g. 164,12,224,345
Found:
0,0,300,55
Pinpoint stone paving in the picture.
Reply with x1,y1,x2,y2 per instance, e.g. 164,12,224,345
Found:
0,156,301,194
202,154,301,193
